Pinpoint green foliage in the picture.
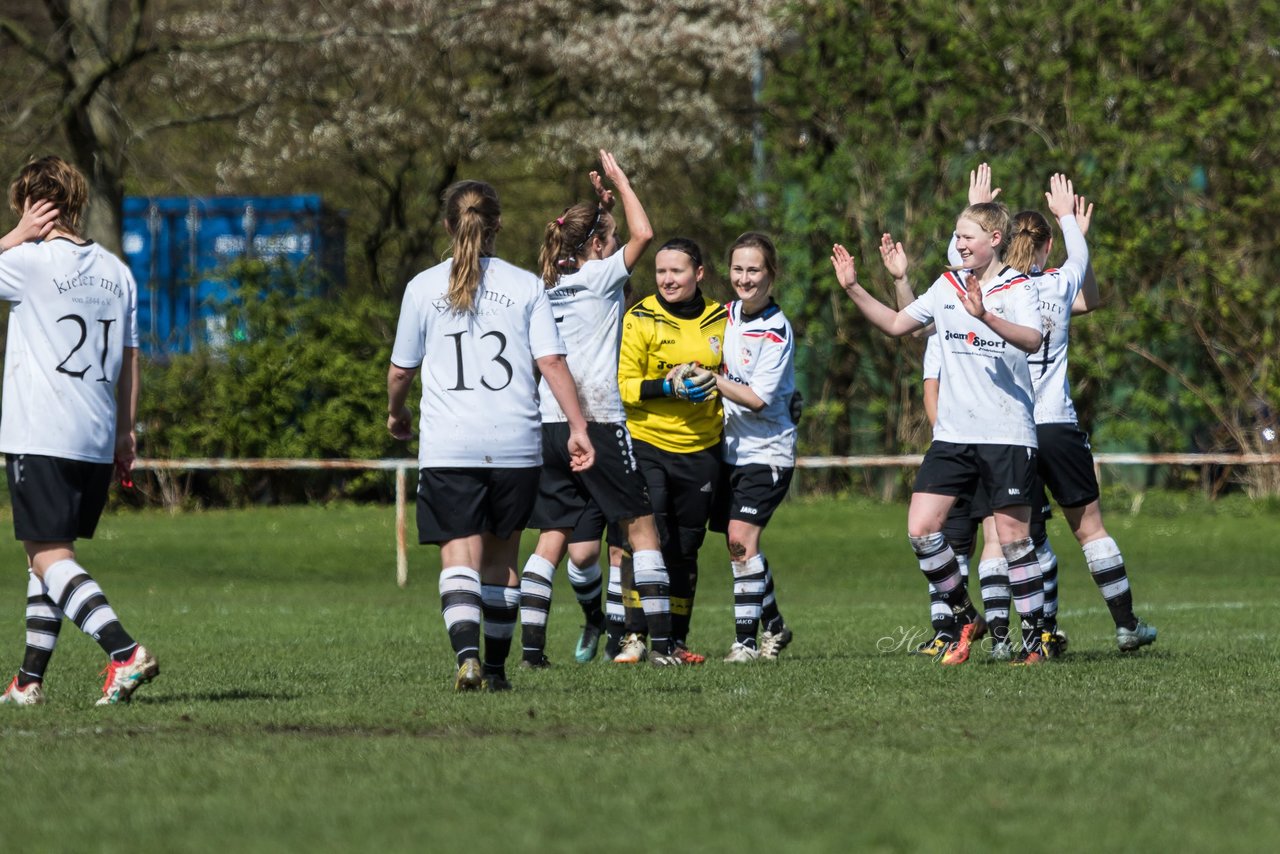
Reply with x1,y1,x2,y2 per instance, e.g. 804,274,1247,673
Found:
138,261,405,505
760,0,1280,483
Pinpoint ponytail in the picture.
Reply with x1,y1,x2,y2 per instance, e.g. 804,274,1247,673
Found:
442,180,501,313
539,202,608,287
1004,210,1052,274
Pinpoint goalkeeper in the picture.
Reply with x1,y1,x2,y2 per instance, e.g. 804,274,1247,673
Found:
615,237,726,664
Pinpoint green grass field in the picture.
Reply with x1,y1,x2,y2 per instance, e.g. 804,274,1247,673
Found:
1,494,1276,853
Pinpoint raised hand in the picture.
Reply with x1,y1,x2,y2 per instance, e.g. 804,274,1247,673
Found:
1074,194,1095,236
830,243,859,293
879,233,909,280
961,272,988,320
1,198,59,249
969,163,1002,204
1045,173,1076,218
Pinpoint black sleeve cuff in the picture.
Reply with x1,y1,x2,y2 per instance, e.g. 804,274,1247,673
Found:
639,379,668,400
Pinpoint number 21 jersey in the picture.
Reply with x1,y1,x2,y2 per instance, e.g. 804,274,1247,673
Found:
391,256,567,468
0,238,139,464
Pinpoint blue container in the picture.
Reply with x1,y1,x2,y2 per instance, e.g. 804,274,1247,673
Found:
121,195,345,356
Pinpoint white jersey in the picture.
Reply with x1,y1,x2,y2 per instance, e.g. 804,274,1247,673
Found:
538,250,629,424
922,333,941,381
0,238,139,464
391,256,566,468
904,266,1040,447
1028,216,1089,425
721,299,797,467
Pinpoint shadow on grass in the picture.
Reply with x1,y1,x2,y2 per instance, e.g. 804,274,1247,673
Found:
137,689,298,704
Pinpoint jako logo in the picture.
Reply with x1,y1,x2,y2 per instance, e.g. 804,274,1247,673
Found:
739,506,759,515
946,330,1006,350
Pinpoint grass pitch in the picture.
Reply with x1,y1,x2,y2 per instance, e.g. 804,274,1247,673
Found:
1,494,1277,852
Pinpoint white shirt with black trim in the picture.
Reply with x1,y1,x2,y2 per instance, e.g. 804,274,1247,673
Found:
538,250,629,424
0,238,139,464
1028,216,1089,425
391,257,566,468
721,299,797,467
904,266,1040,447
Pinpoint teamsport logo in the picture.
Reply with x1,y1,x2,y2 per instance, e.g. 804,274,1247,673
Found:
945,329,1007,351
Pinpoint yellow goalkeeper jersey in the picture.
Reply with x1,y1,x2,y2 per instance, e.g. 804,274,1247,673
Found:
618,293,728,453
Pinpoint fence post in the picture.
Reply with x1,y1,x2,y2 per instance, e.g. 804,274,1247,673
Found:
396,465,409,588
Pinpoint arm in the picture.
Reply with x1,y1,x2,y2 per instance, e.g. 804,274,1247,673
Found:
386,363,418,440
536,354,595,471
1070,196,1100,314
618,311,654,403
961,273,1043,353
879,233,914,309
716,375,766,411
114,347,140,479
0,199,58,251
595,150,653,272
923,378,939,427
831,244,927,338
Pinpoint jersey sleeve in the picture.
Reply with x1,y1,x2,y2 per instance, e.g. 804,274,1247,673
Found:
1055,214,1088,305
746,318,794,407
122,264,140,348
594,250,630,298
0,245,31,302
904,277,945,326
390,285,426,369
527,282,567,360
617,307,653,405
1005,276,1042,330
922,333,941,381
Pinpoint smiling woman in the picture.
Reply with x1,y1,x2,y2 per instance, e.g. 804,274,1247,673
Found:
616,237,727,663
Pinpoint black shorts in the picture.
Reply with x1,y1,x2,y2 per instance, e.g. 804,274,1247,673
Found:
709,464,794,532
1036,422,1100,508
631,439,721,551
568,500,606,545
6,454,113,542
527,422,653,530
417,467,540,544
914,441,1037,511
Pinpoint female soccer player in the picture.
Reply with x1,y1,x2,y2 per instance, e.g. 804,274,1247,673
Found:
831,182,1067,664
517,151,680,669
616,237,726,665
1004,192,1158,653
710,233,796,662
0,156,158,705
387,179,595,692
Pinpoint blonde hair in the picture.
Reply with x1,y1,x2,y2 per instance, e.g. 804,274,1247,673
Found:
539,202,610,287
9,155,87,236
949,201,1011,270
442,180,501,313
1004,210,1052,274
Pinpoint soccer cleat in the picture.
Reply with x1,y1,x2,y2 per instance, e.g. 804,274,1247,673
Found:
454,657,483,692
940,614,987,666
913,632,951,659
612,633,648,664
1011,649,1047,666
1117,620,1157,652
1,676,45,706
989,640,1014,662
481,673,513,692
759,625,793,660
648,649,682,666
519,654,552,669
575,617,605,663
604,628,624,661
96,644,160,705
1043,627,1069,659
672,643,706,665
723,642,760,663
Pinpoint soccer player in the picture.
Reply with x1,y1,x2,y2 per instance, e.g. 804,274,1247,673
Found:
1004,188,1158,653
0,155,159,706
710,233,796,663
517,150,680,668
387,179,595,692
832,189,1057,664
617,237,726,665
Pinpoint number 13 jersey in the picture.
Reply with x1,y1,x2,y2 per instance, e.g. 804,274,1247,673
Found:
391,256,567,468
0,238,139,464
